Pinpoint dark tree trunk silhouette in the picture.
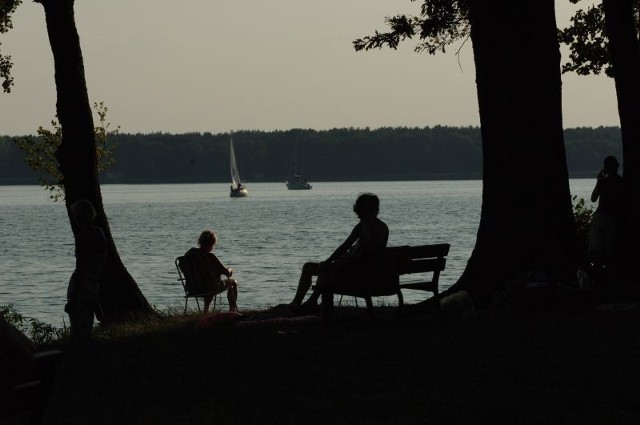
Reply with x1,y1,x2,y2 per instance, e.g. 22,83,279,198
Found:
37,0,153,321
440,0,577,307
602,0,640,283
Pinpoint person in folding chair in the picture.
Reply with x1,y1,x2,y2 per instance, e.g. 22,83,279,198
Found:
289,193,389,318
183,230,239,313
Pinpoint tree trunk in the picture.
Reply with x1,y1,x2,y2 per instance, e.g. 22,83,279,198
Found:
37,0,153,321
436,1,577,308
602,0,640,285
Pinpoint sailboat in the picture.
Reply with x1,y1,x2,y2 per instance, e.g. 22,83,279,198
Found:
285,142,312,190
229,136,248,197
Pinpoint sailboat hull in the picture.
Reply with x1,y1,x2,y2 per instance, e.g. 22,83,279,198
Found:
286,173,312,190
286,144,311,190
230,188,248,197
286,181,312,190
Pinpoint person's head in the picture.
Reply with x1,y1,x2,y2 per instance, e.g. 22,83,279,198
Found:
197,230,217,252
353,193,380,219
70,199,97,225
603,155,619,173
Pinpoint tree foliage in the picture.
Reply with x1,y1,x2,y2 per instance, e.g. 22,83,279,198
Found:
558,1,611,76
0,126,624,184
0,0,22,92
353,0,470,54
558,0,640,77
13,101,119,201
572,195,594,257
1,304,67,346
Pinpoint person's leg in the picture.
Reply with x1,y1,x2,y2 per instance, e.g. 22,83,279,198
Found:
291,262,320,306
69,294,94,342
604,216,624,287
203,294,213,313
589,212,605,265
303,271,328,306
226,278,239,311
67,277,98,341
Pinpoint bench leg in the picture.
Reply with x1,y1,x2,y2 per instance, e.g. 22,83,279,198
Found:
321,292,335,324
397,290,404,316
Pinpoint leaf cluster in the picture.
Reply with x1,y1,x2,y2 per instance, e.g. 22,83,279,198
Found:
1,304,68,346
14,120,63,200
0,0,22,92
558,0,640,77
13,101,120,201
353,0,470,55
558,2,611,76
572,195,594,255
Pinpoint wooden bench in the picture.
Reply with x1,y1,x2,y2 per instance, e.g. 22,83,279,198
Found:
325,243,450,318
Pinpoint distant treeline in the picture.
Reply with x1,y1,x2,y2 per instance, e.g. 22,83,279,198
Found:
0,126,622,184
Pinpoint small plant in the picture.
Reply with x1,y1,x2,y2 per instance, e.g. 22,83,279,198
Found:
572,195,594,257
0,304,68,346
13,101,119,201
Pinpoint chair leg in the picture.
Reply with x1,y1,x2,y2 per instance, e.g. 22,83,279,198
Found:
184,298,188,315
365,296,374,320
397,290,404,317
195,297,201,313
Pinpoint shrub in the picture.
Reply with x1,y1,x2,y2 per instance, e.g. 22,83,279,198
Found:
572,195,593,260
0,304,68,346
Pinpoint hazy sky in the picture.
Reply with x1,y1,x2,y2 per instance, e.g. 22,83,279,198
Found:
0,0,616,136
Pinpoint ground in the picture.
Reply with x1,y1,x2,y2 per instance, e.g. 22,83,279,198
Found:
40,303,640,425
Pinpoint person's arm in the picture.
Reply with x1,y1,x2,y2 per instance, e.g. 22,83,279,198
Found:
208,253,233,278
325,223,361,264
591,170,606,202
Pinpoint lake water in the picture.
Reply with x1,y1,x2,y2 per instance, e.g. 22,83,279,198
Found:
0,180,595,327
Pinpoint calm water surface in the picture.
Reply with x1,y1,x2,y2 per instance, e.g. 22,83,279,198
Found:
0,180,595,326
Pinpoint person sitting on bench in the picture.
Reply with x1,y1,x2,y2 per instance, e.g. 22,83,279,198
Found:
290,193,389,314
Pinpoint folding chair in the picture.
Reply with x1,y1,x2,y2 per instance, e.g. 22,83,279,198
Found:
175,255,229,314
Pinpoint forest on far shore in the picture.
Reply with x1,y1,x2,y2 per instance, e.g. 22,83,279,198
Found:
0,126,622,184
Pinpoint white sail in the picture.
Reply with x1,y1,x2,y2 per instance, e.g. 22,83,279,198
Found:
229,137,241,188
229,136,248,197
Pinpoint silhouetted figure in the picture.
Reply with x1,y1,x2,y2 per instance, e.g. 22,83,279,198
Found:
1,314,62,424
64,200,107,342
290,193,389,315
589,155,624,286
184,230,238,312
0,314,36,398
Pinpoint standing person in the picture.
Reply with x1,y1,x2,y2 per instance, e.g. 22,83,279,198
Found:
183,230,239,312
64,199,107,342
289,193,389,314
589,155,624,284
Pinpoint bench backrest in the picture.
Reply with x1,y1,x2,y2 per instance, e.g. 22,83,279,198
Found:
387,243,450,275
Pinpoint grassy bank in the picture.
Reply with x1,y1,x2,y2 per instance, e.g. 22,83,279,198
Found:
41,305,640,425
